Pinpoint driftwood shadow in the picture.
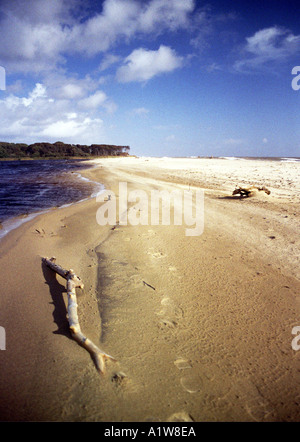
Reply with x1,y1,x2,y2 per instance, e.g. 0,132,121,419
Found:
41,261,71,338
218,195,245,200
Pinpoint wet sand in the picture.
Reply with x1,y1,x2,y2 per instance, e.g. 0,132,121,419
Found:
0,157,299,422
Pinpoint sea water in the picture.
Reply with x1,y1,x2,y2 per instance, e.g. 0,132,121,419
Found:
0,159,103,239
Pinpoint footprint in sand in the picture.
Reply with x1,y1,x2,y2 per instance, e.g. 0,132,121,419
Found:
180,369,204,394
245,402,272,422
129,274,144,288
111,371,127,388
159,297,184,319
168,265,182,279
230,378,273,421
159,318,177,329
34,227,45,236
161,296,171,306
166,411,194,422
152,251,166,259
174,357,192,370
87,262,97,268
147,248,166,259
34,227,58,238
156,296,184,332
86,248,95,258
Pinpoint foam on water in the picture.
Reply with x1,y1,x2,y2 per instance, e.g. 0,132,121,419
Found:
280,157,300,163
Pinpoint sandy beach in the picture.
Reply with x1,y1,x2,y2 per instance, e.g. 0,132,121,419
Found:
0,156,299,422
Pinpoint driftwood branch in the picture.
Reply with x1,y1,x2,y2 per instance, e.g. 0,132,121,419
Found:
42,256,116,374
232,186,271,198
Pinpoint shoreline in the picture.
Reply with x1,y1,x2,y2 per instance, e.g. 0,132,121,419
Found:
0,157,299,422
0,161,105,240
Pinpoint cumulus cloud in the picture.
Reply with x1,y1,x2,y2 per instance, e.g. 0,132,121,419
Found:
0,0,72,72
99,54,121,72
79,90,117,113
0,81,113,144
42,73,100,100
21,83,47,107
137,0,194,33
0,0,195,73
234,26,300,72
41,117,103,139
116,45,183,83
78,90,107,108
70,0,195,56
59,84,86,100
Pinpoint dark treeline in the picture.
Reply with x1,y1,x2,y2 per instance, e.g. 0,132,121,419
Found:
0,141,130,158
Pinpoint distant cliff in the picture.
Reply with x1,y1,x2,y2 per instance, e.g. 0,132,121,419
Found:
0,141,130,158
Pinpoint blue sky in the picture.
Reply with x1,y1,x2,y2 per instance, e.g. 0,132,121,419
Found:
0,0,299,157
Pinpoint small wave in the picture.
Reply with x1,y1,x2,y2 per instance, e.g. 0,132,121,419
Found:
73,171,104,197
58,175,104,209
219,156,242,161
280,158,300,163
0,160,105,241
0,211,46,240
0,181,105,241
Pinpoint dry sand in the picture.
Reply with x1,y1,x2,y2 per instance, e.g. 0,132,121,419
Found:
0,157,299,422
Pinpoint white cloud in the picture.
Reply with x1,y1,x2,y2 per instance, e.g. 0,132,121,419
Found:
235,26,300,72
99,54,121,71
0,82,108,144
70,0,195,56
22,83,47,106
0,17,67,72
60,84,85,100
116,45,183,83
0,0,77,24
263,138,268,143
138,0,194,33
69,0,140,55
2,83,47,109
79,91,108,109
66,112,77,120
132,107,150,115
42,73,99,100
78,90,117,113
0,0,195,73
41,117,103,139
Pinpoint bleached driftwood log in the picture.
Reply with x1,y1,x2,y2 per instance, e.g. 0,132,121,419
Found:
232,185,271,198
42,256,115,374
